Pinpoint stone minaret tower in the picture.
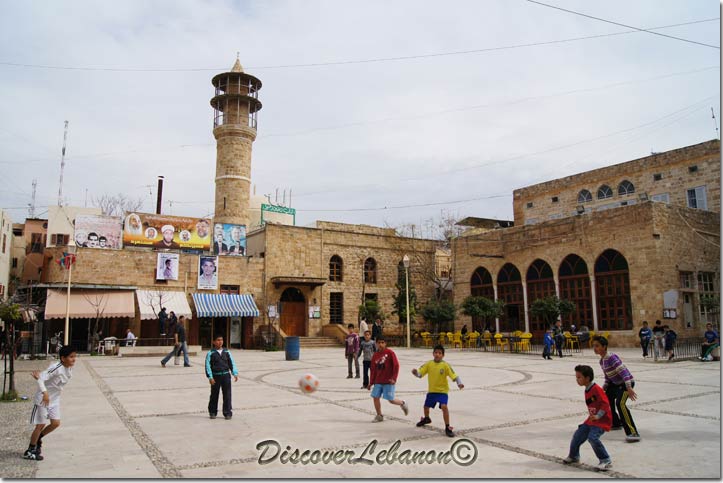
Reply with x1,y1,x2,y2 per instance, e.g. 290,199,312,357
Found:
211,57,262,226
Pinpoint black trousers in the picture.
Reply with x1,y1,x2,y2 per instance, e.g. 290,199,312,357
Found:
554,335,564,357
605,382,638,436
363,360,371,387
208,372,232,417
640,338,650,357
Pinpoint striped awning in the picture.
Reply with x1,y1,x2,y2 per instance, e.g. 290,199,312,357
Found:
192,293,260,318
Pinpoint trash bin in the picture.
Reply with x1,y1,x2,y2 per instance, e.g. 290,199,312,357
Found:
285,336,300,361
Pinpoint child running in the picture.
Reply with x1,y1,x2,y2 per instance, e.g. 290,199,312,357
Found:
592,335,641,442
24,346,77,461
368,337,409,422
562,365,613,471
412,344,464,437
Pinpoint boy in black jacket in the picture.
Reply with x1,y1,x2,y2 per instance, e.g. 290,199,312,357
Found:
205,335,239,420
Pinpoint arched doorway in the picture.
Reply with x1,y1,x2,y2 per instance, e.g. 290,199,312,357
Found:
280,287,307,336
470,267,494,332
526,259,555,337
497,263,523,333
595,249,632,330
559,254,593,329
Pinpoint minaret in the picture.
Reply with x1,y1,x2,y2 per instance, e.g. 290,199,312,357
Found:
211,56,262,226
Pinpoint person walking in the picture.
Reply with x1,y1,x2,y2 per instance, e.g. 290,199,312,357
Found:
553,320,565,358
638,321,652,358
161,316,190,367
592,335,641,442
359,318,369,337
664,325,677,361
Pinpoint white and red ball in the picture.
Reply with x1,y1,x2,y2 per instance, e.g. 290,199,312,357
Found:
298,373,320,393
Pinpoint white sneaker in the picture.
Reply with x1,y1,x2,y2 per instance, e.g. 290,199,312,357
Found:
626,434,641,442
597,461,613,471
372,414,384,422
401,401,409,416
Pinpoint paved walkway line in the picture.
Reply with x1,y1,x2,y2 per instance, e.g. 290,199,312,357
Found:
83,360,182,478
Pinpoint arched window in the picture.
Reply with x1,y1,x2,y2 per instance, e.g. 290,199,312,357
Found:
558,254,593,328
618,180,635,196
526,259,555,335
595,249,632,330
597,185,613,200
497,263,523,333
364,258,377,284
577,189,592,203
470,267,495,332
329,255,343,282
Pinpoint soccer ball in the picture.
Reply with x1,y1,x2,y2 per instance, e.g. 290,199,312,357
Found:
298,373,320,394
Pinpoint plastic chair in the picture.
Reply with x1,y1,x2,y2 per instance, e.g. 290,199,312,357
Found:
421,332,432,347
564,331,580,350
495,333,509,352
587,330,596,348
467,333,479,348
482,331,493,350
452,333,463,348
519,333,532,351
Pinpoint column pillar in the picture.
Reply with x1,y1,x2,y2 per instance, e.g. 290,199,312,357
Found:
522,281,529,333
590,274,599,332
493,283,500,333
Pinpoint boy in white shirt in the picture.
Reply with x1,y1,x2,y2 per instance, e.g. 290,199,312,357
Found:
23,346,76,461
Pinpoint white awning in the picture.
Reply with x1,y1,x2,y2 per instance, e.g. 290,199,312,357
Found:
45,289,135,319
136,290,192,320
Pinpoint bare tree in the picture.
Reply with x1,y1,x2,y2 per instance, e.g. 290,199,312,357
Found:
92,193,145,217
82,291,108,352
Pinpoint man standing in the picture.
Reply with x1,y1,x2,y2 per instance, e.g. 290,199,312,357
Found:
359,318,369,336
553,320,565,358
652,320,665,361
345,324,360,379
372,319,383,342
158,307,168,336
125,328,136,347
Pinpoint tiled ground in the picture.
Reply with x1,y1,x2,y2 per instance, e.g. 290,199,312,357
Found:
20,347,719,478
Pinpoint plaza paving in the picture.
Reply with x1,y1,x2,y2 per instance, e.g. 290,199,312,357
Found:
7,346,721,478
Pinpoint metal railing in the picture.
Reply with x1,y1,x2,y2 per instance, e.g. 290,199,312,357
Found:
644,337,710,361
381,333,583,356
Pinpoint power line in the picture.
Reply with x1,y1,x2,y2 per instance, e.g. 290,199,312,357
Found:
296,194,512,213
0,18,717,72
526,1,719,49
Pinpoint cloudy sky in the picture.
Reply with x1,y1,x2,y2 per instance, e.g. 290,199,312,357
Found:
0,0,719,233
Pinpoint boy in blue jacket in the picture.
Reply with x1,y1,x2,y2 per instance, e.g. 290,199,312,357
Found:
543,329,553,360
205,335,239,420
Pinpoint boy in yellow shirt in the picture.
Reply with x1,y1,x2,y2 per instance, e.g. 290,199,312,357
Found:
412,344,464,437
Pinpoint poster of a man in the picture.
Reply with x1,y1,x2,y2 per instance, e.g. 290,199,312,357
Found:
156,253,179,281
155,225,179,249
196,219,210,239
197,256,218,290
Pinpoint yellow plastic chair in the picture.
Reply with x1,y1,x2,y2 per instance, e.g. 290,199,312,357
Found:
446,332,454,345
438,333,447,346
564,331,580,350
495,333,509,352
452,333,463,348
421,332,432,347
483,331,493,350
588,330,596,348
467,333,479,348
519,333,532,351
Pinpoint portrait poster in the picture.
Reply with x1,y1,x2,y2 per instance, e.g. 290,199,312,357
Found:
211,223,246,256
74,214,123,249
123,212,211,250
156,253,180,281
198,255,219,290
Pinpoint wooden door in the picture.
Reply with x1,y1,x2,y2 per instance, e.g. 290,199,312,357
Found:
241,317,254,349
280,302,306,336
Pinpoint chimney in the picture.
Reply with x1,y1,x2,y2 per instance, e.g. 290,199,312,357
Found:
156,176,164,214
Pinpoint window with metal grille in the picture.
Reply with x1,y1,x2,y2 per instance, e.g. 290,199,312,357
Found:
330,292,344,324
597,185,613,200
618,180,635,196
577,190,592,203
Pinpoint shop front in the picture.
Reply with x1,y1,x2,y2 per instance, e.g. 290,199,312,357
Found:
136,289,194,343
192,293,259,349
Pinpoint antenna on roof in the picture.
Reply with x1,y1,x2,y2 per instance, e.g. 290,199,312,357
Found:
712,107,719,140
57,120,69,206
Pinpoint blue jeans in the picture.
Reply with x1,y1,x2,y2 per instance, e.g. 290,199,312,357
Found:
161,342,189,366
568,423,610,463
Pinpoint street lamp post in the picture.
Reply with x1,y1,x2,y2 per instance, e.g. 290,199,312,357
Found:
63,246,77,346
403,254,410,349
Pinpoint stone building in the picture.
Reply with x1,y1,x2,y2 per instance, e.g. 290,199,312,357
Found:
38,59,437,350
0,209,12,299
453,140,720,346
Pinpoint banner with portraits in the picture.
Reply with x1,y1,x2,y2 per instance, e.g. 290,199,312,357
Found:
198,255,219,290
74,214,122,249
123,213,212,250
156,253,180,281
211,223,246,256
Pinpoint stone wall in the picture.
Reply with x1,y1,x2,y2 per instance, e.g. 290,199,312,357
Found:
513,140,721,225
452,202,720,346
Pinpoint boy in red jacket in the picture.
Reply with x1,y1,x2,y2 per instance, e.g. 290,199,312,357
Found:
368,338,409,422
562,365,613,471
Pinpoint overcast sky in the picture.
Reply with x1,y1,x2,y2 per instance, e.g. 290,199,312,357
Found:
0,0,719,233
